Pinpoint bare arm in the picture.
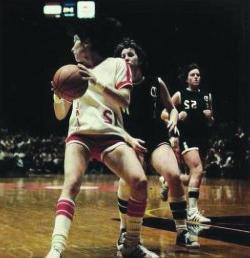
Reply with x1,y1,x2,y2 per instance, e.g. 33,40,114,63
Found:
78,63,131,108
158,77,178,132
97,84,130,108
203,93,215,126
120,129,147,153
171,91,181,106
53,94,72,120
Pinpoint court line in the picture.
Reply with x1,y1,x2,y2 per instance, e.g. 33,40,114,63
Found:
145,207,250,234
45,185,99,190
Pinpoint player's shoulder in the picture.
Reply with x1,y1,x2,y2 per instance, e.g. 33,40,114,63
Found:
105,57,126,64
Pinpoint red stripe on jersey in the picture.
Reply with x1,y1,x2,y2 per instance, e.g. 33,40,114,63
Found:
116,63,133,89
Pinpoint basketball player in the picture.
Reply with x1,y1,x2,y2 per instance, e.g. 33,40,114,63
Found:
161,63,214,223
45,21,159,258
114,38,200,250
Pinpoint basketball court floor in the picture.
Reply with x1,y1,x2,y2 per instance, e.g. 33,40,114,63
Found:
0,175,249,258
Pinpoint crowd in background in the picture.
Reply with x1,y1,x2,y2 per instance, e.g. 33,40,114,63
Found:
0,124,250,178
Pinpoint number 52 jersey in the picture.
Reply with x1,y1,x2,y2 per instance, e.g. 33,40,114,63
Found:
178,87,212,138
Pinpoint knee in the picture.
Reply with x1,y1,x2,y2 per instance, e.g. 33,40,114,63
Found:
130,176,148,198
191,162,203,176
118,178,130,200
165,172,181,185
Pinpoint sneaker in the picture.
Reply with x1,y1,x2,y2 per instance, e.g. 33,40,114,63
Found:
188,208,211,223
118,244,159,258
187,223,210,236
116,228,126,250
45,248,62,258
176,230,200,249
116,229,143,251
159,176,168,201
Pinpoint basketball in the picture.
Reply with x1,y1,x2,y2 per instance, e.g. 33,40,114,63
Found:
52,64,88,102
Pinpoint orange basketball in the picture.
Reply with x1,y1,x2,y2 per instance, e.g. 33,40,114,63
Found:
52,64,88,102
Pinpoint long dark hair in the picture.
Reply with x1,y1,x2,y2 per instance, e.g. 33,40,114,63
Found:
178,63,201,86
114,37,148,72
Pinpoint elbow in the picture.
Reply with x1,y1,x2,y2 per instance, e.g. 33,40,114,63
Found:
55,113,66,120
121,94,130,108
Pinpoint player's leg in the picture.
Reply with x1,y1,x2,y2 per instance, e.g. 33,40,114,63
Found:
46,143,90,258
104,144,159,258
159,137,183,201
116,152,145,248
117,178,130,248
151,144,199,249
183,149,211,223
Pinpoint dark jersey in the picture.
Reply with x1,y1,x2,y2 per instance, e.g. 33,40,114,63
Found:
178,88,211,139
123,76,169,152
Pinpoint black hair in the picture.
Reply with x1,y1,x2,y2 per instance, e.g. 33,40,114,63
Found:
178,63,201,85
68,17,123,58
113,37,147,71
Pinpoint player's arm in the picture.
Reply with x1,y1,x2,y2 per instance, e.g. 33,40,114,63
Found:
98,85,131,108
77,62,132,108
172,91,188,121
203,93,215,126
53,93,72,120
120,129,147,154
158,77,178,132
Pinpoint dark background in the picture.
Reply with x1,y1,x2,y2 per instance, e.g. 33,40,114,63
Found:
1,0,250,136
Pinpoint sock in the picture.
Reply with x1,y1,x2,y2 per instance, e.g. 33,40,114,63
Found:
125,197,146,247
117,179,130,230
188,187,199,209
169,195,187,234
118,197,128,230
51,198,75,253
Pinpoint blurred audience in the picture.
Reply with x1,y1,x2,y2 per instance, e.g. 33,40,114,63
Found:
0,123,250,178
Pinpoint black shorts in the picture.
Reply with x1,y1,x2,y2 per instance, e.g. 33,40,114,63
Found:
179,136,208,156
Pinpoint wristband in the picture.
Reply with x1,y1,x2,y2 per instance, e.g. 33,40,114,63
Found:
53,94,63,104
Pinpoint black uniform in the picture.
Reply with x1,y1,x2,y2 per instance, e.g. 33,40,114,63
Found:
123,76,170,154
177,88,211,155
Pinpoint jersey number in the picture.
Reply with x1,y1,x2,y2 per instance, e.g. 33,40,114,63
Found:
103,110,113,124
103,109,118,125
184,100,197,110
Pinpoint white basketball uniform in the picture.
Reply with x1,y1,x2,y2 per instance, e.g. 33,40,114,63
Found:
67,57,132,139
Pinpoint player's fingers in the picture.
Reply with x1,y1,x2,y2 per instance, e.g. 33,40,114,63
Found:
174,127,180,136
77,63,88,70
166,120,173,128
80,76,91,81
136,145,147,153
137,139,146,144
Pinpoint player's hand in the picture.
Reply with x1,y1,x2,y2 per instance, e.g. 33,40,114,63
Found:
77,63,96,83
179,111,188,121
129,138,147,153
169,136,179,149
203,109,213,118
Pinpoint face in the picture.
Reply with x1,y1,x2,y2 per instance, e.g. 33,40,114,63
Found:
120,48,139,68
186,68,201,89
71,34,91,65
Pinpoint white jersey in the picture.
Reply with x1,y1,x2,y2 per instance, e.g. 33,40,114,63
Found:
68,57,132,138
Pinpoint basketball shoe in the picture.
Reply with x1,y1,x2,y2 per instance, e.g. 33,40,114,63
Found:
159,176,169,201
116,229,143,251
176,230,200,249
187,223,211,236
188,208,211,223
118,244,159,258
116,228,126,250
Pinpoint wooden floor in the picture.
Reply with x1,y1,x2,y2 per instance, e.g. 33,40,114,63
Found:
0,174,250,258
